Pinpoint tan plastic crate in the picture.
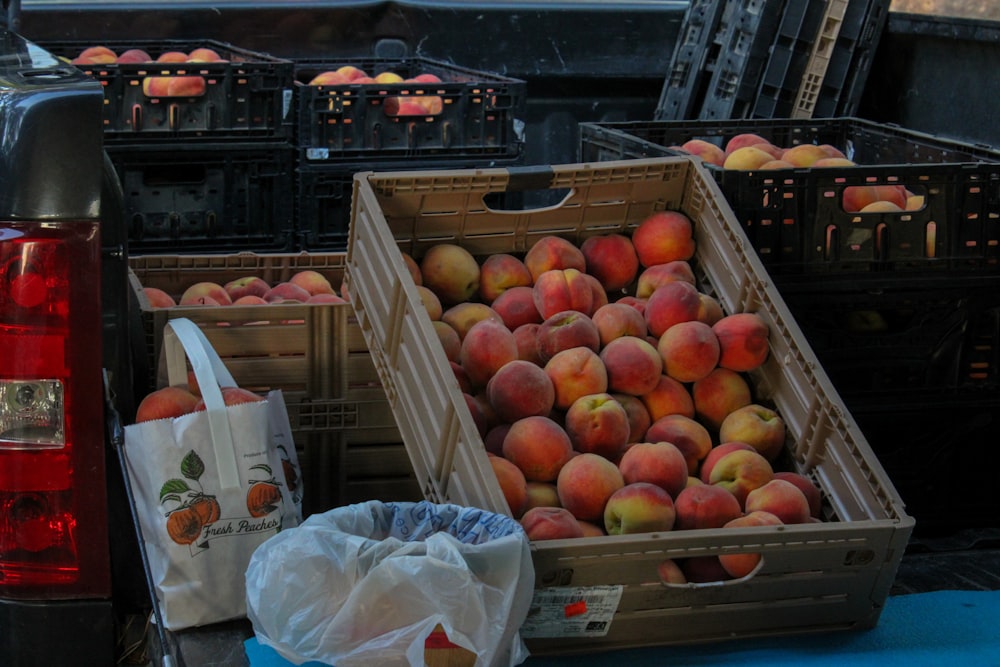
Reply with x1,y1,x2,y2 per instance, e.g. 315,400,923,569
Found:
129,252,421,514
345,157,915,654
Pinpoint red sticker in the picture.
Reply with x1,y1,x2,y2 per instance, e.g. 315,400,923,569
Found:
425,630,460,650
564,600,588,617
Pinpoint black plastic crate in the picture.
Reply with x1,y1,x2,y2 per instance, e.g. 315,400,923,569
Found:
579,117,1000,273
655,0,730,121
43,40,295,143
109,142,296,255
294,57,525,164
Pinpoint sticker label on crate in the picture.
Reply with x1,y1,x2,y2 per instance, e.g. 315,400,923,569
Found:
519,585,623,638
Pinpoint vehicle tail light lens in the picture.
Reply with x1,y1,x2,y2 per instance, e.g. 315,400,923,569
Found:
0,221,110,598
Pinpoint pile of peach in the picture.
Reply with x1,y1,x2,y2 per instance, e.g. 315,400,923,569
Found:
69,45,225,97
674,132,923,213
307,65,444,116
407,211,825,583
141,269,348,308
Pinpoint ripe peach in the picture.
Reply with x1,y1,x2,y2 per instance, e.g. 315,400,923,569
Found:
657,558,688,585
635,260,696,298
143,287,176,308
611,393,652,445
223,276,270,302
723,146,776,170
536,310,601,363
520,506,584,541
599,335,662,396
289,269,335,296
616,295,646,316
631,211,695,267
643,280,702,337
478,253,533,303
556,452,625,523
713,312,769,372
512,322,543,365
582,273,608,315
698,441,757,484
484,423,511,456
502,415,574,482
842,185,908,213
487,359,556,423
492,285,542,330
691,367,752,432
673,483,743,531
157,50,190,63
708,449,774,507
751,142,784,160
744,479,811,525
578,520,606,538
813,157,856,167
414,285,443,320
592,302,647,346
335,65,369,81
72,45,118,64
374,70,404,84
420,243,481,305
401,251,422,285
564,393,630,459
724,133,770,154
696,293,724,326
263,282,311,303
180,281,232,306
604,482,676,535
489,454,529,518
135,385,200,422
166,76,207,97
384,97,430,116
524,236,586,282
116,48,152,64
459,319,518,390
618,441,688,499
524,481,561,511
681,555,732,583
679,139,726,167
193,386,265,412
463,392,489,438
186,47,223,62
759,159,796,170
532,268,594,320
645,414,712,475
234,295,269,305
773,471,823,519
718,511,784,578
441,302,503,340
433,320,462,363
544,346,608,411
450,361,473,394
657,320,720,383
780,144,830,167
580,233,639,292
859,200,904,213
309,70,350,85
141,76,172,97
718,403,786,462
640,374,695,422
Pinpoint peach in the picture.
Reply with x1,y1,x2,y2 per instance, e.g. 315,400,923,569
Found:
116,48,152,64
859,200,904,213
618,441,688,499
744,479,811,525
72,45,118,65
611,393,652,445
157,51,190,63
813,157,856,167
544,346,608,411
143,287,176,308
773,471,823,519
525,481,561,511
724,133,770,154
309,70,350,85
223,276,270,302
492,285,542,330
592,302,647,346
673,483,743,531
635,260,696,298
478,253,533,303
179,281,232,306
631,211,695,267
698,441,757,484
532,268,594,320
643,280,702,338
583,273,609,315
186,47,223,62
486,359,555,423
512,322,543,365
264,282,311,303
713,312,769,372
679,139,726,167
459,319,518,390
657,320,720,383
193,386,264,412
335,65,369,81
484,424,511,457
289,269,335,296
441,302,503,341
657,558,688,585
691,367,753,432
502,415,574,482
645,414,711,475
135,385,200,422
723,146,776,170
680,555,732,583
696,292,724,326
604,482,675,535
306,293,345,304
820,143,847,158
420,243,481,305
142,76,173,97
234,295,269,305
780,143,830,167
412,285,442,321
751,142,784,160
616,295,646,316
374,70,404,84
759,159,796,170
580,233,639,292
489,454,529,518
433,320,462,363
166,75,207,97
520,507,584,541
718,511,784,578
451,361,473,394
384,98,428,116
718,403,786,462
599,335,662,396
536,310,601,363
524,236,586,282
564,393,630,459
578,520,606,538
401,251,422,285
842,184,908,213
640,374,694,423
463,392,489,438
556,452,625,523
708,449,774,507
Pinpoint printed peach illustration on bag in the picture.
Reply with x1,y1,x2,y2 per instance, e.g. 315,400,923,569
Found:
160,450,221,545
246,464,284,518
276,444,299,494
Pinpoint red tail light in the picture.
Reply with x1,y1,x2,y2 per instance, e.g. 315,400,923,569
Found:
0,221,110,598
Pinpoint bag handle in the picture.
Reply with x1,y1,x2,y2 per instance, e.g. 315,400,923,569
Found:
162,317,242,490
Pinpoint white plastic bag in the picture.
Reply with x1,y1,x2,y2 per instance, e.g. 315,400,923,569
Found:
245,500,535,667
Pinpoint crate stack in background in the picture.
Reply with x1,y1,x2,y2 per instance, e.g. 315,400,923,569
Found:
578,116,1000,536
657,0,891,121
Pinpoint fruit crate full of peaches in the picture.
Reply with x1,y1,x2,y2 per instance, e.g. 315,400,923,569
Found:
294,57,526,164
344,156,915,653
579,116,1000,274
42,40,295,143
128,252,422,516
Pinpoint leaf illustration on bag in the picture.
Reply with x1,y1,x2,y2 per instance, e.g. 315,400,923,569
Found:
246,463,284,518
160,449,221,546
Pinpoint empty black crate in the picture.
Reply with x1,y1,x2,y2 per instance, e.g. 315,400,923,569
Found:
44,40,295,143
294,57,525,164
109,142,296,255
